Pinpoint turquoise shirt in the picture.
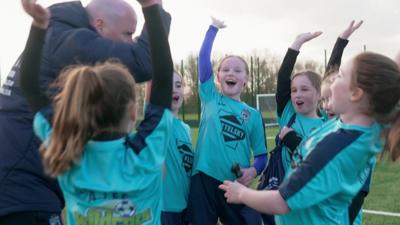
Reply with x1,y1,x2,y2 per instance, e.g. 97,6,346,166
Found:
193,78,267,182
277,118,382,225
34,105,173,225
278,101,325,175
162,117,194,212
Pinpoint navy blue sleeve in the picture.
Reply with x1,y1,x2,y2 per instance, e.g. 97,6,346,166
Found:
20,26,49,114
199,25,219,83
326,37,349,75
126,104,165,154
143,5,173,109
276,49,299,117
51,9,171,84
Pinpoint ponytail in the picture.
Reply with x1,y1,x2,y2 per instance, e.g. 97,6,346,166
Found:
41,62,136,176
386,110,400,161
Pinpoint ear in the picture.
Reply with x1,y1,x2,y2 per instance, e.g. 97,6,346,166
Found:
216,73,222,84
94,18,104,33
129,101,137,122
350,87,364,102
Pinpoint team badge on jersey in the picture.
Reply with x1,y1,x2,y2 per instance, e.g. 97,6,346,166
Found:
219,109,246,150
240,109,251,121
177,139,194,175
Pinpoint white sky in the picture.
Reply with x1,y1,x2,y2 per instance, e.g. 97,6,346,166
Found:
1,0,399,83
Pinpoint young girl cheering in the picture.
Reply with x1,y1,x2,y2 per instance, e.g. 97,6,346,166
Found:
19,0,174,224
220,51,400,225
161,71,194,225
188,17,267,225
146,70,194,225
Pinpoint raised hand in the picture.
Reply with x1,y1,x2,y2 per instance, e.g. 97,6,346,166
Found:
340,20,363,40
278,126,294,140
290,31,323,51
236,167,257,187
219,180,247,204
21,0,49,29
211,16,227,29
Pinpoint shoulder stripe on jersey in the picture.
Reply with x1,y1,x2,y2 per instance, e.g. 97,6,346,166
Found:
279,128,363,200
125,103,165,155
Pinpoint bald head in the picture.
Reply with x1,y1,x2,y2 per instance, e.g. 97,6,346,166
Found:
86,0,137,43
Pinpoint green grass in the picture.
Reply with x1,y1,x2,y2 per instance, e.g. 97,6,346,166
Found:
189,126,400,225
363,161,400,225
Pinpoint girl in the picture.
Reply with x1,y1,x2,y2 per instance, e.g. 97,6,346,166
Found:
19,0,173,224
220,51,400,225
161,71,194,225
274,31,325,177
262,25,352,224
319,21,373,225
277,20,362,175
187,17,267,225
146,71,194,225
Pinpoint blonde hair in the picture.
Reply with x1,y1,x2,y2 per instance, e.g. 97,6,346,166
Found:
217,55,249,75
41,61,136,176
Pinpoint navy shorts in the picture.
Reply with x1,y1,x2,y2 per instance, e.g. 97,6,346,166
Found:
187,172,246,225
161,210,188,225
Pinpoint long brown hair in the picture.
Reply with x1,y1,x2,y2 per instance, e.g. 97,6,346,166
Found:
41,61,136,176
352,52,400,161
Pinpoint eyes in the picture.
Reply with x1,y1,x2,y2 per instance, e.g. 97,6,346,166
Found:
123,31,134,37
291,87,310,93
174,82,182,89
221,67,244,73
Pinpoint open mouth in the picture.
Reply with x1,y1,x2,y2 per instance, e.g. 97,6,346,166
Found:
225,80,237,87
328,112,336,118
172,95,180,102
295,100,304,106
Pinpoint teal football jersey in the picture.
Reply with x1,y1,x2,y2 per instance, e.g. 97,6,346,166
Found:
34,104,173,225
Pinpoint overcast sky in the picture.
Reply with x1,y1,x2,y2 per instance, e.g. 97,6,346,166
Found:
1,0,399,83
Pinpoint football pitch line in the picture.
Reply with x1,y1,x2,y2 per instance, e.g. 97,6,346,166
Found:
363,209,400,217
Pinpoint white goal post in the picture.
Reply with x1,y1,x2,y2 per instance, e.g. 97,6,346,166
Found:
256,93,278,127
